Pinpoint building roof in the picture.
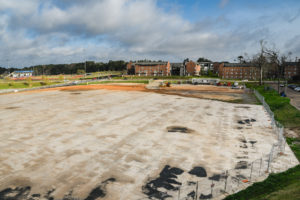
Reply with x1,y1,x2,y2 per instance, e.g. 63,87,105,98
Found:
223,63,253,67
171,63,184,68
285,62,300,66
131,61,168,66
13,70,33,73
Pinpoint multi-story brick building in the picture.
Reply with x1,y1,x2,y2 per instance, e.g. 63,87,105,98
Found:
127,61,171,76
218,63,260,80
185,60,201,76
284,62,300,79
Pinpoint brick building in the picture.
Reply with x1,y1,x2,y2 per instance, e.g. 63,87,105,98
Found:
284,62,300,79
185,61,201,76
127,61,171,76
170,63,184,76
218,63,260,80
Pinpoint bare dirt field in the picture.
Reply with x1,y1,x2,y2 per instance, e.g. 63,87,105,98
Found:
0,84,298,200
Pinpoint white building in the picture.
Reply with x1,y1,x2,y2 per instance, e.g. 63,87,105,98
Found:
11,70,33,78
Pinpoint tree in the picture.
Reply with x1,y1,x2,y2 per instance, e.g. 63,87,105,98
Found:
197,57,211,62
251,40,267,85
264,48,287,93
183,58,189,64
237,56,244,63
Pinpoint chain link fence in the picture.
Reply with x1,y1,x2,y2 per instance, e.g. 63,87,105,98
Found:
138,89,286,200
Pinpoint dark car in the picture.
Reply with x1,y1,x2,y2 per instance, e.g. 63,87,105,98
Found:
288,84,297,89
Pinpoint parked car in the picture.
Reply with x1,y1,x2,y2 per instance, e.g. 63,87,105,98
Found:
294,87,300,92
288,84,297,89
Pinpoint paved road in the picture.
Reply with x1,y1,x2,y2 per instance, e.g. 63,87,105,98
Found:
286,87,300,110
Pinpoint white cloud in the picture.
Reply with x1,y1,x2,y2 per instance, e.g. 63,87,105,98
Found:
0,0,299,67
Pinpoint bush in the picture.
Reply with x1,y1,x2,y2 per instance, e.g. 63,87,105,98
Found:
40,81,47,86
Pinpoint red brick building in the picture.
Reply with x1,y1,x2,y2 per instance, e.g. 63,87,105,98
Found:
127,61,171,76
218,63,260,80
185,61,201,76
284,62,300,79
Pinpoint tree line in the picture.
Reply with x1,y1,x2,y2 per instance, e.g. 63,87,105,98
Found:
0,60,127,75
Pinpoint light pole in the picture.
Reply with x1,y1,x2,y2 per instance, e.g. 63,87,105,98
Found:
6,59,9,75
84,60,86,78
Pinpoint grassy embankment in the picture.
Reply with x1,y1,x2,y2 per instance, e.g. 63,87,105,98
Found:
225,83,300,200
0,81,63,90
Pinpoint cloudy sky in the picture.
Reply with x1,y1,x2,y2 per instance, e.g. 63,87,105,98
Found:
0,0,300,67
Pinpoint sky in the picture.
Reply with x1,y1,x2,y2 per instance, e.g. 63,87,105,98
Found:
0,0,300,67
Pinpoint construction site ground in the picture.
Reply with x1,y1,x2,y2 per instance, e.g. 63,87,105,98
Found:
0,83,298,200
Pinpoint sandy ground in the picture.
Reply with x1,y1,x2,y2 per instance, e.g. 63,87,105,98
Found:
13,83,253,103
0,86,298,200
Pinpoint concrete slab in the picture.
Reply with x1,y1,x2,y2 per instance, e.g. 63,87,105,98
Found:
0,89,298,200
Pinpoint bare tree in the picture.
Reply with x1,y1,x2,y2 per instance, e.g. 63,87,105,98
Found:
252,40,267,85
264,49,287,93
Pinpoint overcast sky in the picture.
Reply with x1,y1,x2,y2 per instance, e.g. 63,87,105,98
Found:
0,0,300,67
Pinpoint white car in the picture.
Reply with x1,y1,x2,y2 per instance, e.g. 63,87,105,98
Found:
294,87,300,92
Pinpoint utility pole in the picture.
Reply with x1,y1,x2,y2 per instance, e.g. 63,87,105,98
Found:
84,61,86,78
6,59,9,75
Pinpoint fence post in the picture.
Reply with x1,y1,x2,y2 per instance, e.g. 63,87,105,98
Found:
259,158,262,176
195,181,198,200
267,145,274,172
177,188,180,200
224,170,228,192
211,180,214,196
249,162,254,181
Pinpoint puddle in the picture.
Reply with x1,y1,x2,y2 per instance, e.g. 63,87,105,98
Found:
240,144,248,148
208,174,221,181
0,178,116,200
200,193,212,199
235,161,248,169
188,167,207,177
166,126,195,134
235,106,251,109
249,140,257,147
187,191,195,198
85,178,115,200
238,118,257,125
5,106,19,110
142,165,183,199
0,187,31,200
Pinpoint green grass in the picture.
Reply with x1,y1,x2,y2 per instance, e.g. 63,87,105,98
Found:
0,81,62,90
286,138,300,160
246,83,300,128
114,75,201,80
224,165,300,200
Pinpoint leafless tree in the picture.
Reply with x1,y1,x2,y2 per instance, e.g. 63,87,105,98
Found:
252,40,267,85
264,48,287,93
